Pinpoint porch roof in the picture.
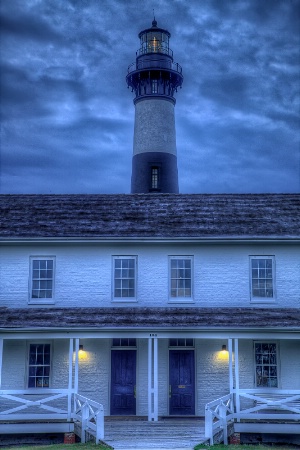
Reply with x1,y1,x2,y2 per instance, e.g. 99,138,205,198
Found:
0,307,299,331
0,194,299,240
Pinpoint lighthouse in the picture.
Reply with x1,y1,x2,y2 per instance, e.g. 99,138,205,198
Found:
126,19,183,193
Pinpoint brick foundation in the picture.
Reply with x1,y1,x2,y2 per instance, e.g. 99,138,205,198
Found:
64,432,75,444
229,432,241,445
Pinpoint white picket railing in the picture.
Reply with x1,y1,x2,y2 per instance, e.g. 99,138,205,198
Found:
235,389,300,419
205,393,234,445
73,393,104,443
0,389,72,421
205,389,300,445
0,390,104,443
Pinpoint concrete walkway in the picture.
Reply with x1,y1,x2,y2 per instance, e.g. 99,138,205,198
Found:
102,418,208,450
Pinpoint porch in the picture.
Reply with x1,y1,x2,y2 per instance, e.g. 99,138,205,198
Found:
0,330,299,445
205,337,300,444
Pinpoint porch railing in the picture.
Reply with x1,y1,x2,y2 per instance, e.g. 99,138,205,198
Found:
0,390,104,443
205,393,234,445
0,389,72,421
234,389,300,419
205,389,300,445
73,393,104,443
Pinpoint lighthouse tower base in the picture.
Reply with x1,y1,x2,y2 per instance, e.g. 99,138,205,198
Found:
131,98,179,193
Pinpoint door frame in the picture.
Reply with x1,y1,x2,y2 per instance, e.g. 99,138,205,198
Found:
110,340,137,416
168,345,196,416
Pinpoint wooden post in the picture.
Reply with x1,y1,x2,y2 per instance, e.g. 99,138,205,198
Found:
220,403,228,445
68,338,73,422
74,338,79,394
96,407,105,442
0,339,3,389
81,402,89,443
205,408,213,445
234,338,240,422
148,337,152,421
228,339,233,394
153,337,158,421
148,337,158,421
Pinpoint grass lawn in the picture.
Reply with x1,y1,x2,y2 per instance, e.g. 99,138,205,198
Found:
195,446,298,450
1,444,298,450
0,445,112,450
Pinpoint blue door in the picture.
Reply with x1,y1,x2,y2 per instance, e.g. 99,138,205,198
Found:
111,350,136,415
169,350,195,415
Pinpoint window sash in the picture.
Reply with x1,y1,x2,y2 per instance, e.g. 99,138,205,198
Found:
250,257,274,299
169,257,193,298
28,343,51,388
30,257,55,301
254,342,278,388
113,257,136,299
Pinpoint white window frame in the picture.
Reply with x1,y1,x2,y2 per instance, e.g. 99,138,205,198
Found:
112,256,137,302
250,256,275,303
27,341,52,389
169,256,194,303
254,341,280,388
29,256,56,304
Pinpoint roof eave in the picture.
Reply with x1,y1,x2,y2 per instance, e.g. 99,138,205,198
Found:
1,236,299,244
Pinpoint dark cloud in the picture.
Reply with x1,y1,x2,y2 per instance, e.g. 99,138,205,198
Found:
0,0,299,194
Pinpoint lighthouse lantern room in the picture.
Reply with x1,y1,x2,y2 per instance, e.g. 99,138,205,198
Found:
126,19,183,193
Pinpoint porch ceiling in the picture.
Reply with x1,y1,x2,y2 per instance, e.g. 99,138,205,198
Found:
0,307,299,332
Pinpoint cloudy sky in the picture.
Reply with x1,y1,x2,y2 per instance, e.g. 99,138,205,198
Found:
1,0,299,194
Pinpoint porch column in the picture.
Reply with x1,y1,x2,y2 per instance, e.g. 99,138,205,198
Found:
228,338,233,393
74,338,79,394
68,338,74,421
0,338,3,388
234,338,241,421
148,337,158,421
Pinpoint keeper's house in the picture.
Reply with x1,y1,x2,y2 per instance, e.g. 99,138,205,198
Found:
0,193,299,443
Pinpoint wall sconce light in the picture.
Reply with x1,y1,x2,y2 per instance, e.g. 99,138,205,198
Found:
222,344,227,352
79,344,84,352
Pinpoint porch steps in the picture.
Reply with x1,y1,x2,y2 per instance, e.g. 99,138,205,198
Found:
98,419,208,449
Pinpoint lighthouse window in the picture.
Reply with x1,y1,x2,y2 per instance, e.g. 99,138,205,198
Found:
151,167,159,189
152,80,158,94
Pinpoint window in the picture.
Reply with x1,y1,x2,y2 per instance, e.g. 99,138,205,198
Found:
151,79,158,94
113,257,137,300
151,166,159,189
28,343,51,388
112,338,136,347
30,257,55,303
254,342,278,387
250,256,275,300
169,338,194,347
169,257,193,300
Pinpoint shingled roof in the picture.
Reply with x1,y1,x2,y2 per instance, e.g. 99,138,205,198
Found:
0,193,299,239
0,307,299,330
